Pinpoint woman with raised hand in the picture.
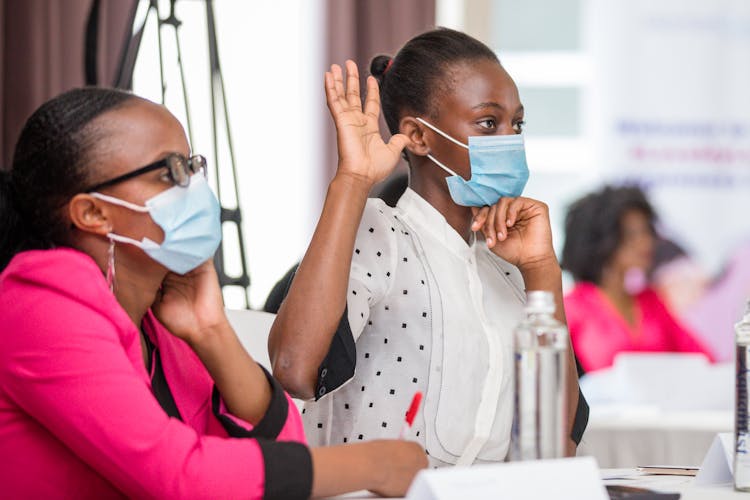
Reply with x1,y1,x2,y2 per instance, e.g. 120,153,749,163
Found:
270,28,588,466
0,87,425,498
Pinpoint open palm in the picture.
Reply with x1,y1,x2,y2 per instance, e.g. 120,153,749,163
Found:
326,60,410,185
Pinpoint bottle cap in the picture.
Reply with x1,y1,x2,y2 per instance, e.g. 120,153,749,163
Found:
525,290,555,314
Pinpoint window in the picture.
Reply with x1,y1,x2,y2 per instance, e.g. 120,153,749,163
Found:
131,0,324,308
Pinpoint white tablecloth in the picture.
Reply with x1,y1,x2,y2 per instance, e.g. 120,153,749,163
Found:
577,408,733,468
603,468,744,499
331,468,745,499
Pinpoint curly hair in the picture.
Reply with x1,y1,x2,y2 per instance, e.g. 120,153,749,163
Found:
561,185,656,284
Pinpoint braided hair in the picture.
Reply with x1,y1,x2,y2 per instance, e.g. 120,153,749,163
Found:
0,87,136,270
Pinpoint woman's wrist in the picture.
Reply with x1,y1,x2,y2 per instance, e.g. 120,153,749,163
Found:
323,172,374,220
331,169,377,194
519,254,562,289
518,253,559,274
186,317,235,356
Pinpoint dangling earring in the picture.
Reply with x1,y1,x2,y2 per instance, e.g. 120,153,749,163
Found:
106,236,116,292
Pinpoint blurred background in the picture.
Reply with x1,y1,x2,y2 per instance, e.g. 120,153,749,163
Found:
2,0,749,311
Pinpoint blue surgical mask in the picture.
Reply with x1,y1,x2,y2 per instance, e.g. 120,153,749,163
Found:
91,175,222,274
416,117,530,207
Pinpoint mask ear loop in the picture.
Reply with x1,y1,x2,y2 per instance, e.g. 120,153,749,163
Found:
106,235,116,293
415,118,469,178
425,154,461,177
90,192,150,213
415,117,470,149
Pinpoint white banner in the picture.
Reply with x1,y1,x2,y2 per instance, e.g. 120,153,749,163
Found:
590,0,750,272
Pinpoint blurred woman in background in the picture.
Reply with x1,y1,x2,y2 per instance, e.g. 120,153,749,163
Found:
561,185,714,373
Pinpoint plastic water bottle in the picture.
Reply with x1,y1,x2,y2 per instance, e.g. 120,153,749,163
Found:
510,290,568,460
735,301,750,491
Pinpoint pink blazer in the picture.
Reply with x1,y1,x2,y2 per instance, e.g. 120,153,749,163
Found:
565,282,714,373
0,249,310,499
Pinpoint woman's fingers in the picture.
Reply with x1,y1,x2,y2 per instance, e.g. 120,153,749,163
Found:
494,197,512,241
506,197,526,228
387,133,411,155
484,204,498,247
344,60,361,108
331,64,345,100
324,71,345,117
364,75,381,120
471,206,489,232
327,62,376,125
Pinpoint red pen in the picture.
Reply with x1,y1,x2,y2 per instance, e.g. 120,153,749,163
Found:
398,391,423,439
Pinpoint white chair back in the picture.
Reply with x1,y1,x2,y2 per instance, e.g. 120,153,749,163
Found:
225,309,276,371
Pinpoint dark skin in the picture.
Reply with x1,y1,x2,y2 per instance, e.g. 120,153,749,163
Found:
270,59,582,455
403,59,526,242
65,98,425,498
68,99,274,424
599,209,655,330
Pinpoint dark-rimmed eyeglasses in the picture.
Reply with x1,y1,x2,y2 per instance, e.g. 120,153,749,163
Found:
85,153,207,193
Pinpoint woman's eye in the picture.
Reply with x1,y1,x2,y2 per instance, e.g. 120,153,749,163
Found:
477,118,497,130
513,120,526,133
159,169,172,183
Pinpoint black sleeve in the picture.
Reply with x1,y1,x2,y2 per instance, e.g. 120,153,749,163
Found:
257,439,312,500
211,364,289,440
263,263,299,313
314,306,357,400
263,265,358,400
571,387,589,445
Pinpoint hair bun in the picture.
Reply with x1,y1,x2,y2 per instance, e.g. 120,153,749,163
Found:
370,54,393,84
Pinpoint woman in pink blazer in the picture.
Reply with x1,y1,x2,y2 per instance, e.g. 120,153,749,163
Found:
561,186,713,373
0,88,425,498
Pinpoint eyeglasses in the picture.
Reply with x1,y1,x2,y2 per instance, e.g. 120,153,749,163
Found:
85,153,207,192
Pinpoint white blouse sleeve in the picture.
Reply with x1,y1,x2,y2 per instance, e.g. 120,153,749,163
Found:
345,199,399,341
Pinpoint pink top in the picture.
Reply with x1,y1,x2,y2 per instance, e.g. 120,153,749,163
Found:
564,282,714,373
0,249,310,499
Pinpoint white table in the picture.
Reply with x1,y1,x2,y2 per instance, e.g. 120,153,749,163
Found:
577,408,733,468
331,469,745,499
603,468,744,499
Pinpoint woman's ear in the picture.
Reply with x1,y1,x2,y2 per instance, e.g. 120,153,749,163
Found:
68,194,112,236
399,116,430,157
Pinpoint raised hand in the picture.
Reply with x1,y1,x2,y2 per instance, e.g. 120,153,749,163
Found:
471,197,557,271
325,60,410,186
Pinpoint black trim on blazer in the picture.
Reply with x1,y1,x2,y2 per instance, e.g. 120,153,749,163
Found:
212,364,289,439
144,333,183,422
257,439,312,500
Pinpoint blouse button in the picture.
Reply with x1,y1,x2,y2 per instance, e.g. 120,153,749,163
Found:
321,368,328,378
318,385,327,396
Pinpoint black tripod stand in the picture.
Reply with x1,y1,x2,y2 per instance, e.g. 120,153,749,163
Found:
87,0,252,307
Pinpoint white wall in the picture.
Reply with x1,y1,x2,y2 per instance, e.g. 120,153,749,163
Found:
132,0,325,308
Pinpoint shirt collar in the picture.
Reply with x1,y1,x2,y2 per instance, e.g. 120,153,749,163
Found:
396,187,475,258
